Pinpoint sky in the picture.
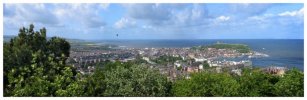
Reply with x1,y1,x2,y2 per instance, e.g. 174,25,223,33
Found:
3,3,304,40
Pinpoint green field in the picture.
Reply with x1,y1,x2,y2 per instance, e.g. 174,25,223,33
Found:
193,43,251,53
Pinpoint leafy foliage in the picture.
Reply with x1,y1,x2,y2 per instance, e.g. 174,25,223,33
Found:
274,68,304,96
237,68,279,96
172,68,304,97
172,72,240,96
4,24,77,96
86,61,172,96
153,55,182,65
203,61,210,68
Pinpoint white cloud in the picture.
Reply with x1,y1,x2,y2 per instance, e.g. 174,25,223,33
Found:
4,4,108,29
278,7,304,17
191,4,207,21
3,3,112,38
209,16,231,26
115,17,136,29
125,4,209,27
4,3,304,39
216,16,230,21
171,4,209,27
53,4,107,28
4,4,59,26
126,4,171,21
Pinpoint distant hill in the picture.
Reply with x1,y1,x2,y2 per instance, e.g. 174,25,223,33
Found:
4,35,16,42
192,43,251,53
3,35,118,51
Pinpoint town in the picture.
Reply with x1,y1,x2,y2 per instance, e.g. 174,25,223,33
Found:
67,42,284,81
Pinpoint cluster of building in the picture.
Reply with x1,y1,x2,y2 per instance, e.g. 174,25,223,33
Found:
68,49,136,74
68,44,267,80
162,59,252,81
262,66,287,76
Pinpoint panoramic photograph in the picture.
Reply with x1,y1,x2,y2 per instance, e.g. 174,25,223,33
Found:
3,3,304,97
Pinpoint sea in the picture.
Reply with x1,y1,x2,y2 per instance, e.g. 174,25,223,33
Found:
92,39,304,71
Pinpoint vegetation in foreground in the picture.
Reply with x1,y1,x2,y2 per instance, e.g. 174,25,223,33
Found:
4,24,304,97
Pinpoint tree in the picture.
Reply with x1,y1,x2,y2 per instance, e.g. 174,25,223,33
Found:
237,68,280,96
274,68,304,96
4,24,77,96
203,61,210,68
82,68,106,96
47,37,70,61
172,72,240,96
87,61,171,96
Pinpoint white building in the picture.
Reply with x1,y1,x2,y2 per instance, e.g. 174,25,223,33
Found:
199,64,203,70
174,62,181,68
194,58,207,62
142,57,149,61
